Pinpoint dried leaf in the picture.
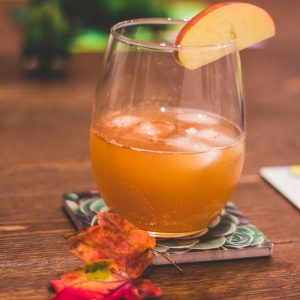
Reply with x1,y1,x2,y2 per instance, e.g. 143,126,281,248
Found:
51,260,161,300
65,212,156,279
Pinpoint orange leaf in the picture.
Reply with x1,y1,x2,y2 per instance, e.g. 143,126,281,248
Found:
65,212,156,279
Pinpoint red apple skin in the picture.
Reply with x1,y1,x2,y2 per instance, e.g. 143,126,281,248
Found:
176,2,237,46
174,2,237,67
175,2,275,46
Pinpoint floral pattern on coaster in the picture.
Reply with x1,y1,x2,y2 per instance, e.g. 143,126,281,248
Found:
63,192,273,264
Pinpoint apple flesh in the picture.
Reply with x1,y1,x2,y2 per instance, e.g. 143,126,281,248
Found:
176,2,276,69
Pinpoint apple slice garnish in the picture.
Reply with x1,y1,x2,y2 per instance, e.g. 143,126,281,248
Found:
176,2,276,69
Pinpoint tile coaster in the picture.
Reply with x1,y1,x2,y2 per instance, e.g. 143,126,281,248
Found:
63,191,273,265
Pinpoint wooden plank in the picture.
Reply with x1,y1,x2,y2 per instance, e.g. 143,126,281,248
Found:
0,0,300,298
0,243,299,300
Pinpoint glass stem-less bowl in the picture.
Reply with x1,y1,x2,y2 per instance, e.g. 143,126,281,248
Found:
90,19,245,238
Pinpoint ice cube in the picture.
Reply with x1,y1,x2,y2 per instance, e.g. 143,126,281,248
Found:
177,112,218,125
185,127,198,135
134,122,159,136
165,136,210,152
228,140,245,157
166,136,220,167
195,128,236,146
196,150,220,168
134,121,175,137
110,115,141,128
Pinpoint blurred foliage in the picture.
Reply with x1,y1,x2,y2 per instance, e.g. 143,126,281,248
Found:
59,0,167,31
13,0,205,75
20,0,71,73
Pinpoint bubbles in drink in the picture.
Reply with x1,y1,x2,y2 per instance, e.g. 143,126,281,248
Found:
90,107,245,233
93,108,242,153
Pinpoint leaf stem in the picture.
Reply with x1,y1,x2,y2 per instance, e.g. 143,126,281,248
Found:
152,249,183,273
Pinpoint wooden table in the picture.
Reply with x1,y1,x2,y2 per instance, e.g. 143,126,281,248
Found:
1,1,300,299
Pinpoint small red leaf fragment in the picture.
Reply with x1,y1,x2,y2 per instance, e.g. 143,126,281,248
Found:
101,279,161,300
130,279,162,299
52,287,104,300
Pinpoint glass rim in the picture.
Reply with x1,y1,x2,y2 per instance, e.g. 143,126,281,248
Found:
110,18,236,51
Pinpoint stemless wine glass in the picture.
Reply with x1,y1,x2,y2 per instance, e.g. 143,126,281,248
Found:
90,19,245,238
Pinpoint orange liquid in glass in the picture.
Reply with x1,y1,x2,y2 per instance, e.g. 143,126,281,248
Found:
90,108,244,236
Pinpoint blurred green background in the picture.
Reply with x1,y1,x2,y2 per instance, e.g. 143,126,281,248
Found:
13,0,207,73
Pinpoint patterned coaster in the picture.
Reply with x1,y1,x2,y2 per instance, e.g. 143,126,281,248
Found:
63,191,273,265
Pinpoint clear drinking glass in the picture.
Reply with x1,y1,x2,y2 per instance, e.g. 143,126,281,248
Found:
90,19,245,238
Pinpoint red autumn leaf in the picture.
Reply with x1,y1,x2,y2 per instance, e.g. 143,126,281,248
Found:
51,260,161,300
65,212,156,279
104,279,162,300
52,287,104,300
52,280,161,300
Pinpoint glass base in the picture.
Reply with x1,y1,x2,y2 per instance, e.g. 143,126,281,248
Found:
147,213,222,239
148,227,209,239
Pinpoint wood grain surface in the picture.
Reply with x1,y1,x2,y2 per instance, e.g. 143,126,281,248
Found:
1,0,300,299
